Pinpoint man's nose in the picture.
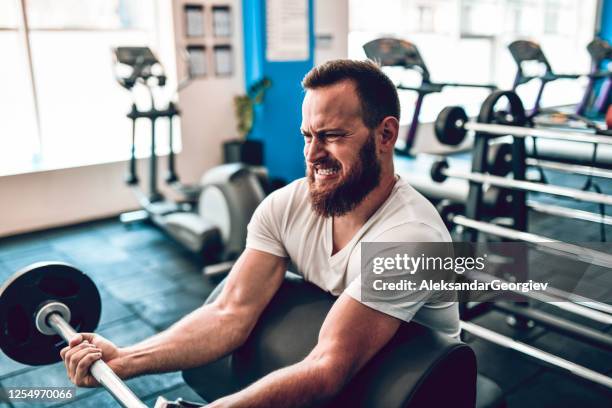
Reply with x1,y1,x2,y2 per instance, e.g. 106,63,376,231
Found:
305,137,326,163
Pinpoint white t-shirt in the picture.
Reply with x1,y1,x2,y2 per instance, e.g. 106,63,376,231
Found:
246,176,460,337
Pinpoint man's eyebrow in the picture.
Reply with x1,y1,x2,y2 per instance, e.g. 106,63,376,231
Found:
300,128,348,136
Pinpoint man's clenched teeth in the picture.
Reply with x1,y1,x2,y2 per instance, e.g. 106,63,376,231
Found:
316,167,340,176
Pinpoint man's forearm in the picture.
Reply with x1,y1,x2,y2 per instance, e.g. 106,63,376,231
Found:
117,303,247,378
208,356,348,408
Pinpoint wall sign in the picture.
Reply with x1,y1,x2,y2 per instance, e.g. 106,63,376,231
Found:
265,0,309,61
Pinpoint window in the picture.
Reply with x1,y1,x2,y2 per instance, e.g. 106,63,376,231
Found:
0,0,179,176
417,5,435,33
349,0,598,124
544,0,560,34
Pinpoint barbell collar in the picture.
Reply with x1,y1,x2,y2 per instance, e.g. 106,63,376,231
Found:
46,314,148,408
35,302,71,335
464,121,612,145
441,167,612,206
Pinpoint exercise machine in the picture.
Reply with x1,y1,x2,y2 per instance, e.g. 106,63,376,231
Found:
113,47,266,267
508,39,612,127
363,38,497,156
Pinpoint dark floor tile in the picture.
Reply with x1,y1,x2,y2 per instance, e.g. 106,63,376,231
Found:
174,272,217,298
107,227,168,250
525,330,612,373
143,383,206,406
0,248,72,275
68,259,148,286
1,363,95,408
102,273,181,303
97,289,137,330
505,370,612,408
59,376,198,408
97,317,157,347
134,243,195,267
467,338,543,392
0,353,32,380
131,288,205,330
55,389,113,408
92,219,134,238
0,235,51,259
470,310,546,341
125,371,185,400
56,241,131,267
0,262,12,284
149,256,203,278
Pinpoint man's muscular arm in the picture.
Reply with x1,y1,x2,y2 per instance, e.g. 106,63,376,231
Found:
208,294,401,408
119,249,287,376
62,249,287,385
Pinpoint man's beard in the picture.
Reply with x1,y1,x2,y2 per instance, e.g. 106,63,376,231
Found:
307,133,381,217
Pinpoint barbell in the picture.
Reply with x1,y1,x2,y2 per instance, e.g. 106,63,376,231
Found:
438,211,612,389
435,105,612,147
0,262,194,408
430,159,612,206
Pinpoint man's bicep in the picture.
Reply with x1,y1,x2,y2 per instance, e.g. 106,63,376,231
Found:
214,248,288,322
315,294,401,376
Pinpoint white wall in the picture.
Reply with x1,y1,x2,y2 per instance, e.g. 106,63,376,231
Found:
314,0,349,65
0,0,244,237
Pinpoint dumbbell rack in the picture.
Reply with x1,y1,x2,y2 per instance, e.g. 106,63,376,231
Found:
453,91,612,389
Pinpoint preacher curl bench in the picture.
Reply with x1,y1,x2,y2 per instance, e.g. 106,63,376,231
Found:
0,264,505,407
184,273,506,408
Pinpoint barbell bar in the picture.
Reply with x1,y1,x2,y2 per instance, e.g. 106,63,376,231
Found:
527,200,612,226
431,159,612,206
451,215,612,269
435,105,612,147
460,321,612,389
526,158,612,180
43,308,148,408
464,269,612,325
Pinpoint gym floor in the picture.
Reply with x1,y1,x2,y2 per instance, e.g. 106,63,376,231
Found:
0,176,611,407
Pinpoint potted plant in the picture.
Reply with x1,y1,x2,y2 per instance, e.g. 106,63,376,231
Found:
224,77,272,165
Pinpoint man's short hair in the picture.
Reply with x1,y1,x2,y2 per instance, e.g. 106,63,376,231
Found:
301,59,400,129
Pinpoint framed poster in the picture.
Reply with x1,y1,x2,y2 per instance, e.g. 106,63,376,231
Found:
184,4,205,37
214,45,233,76
212,6,232,37
187,45,207,77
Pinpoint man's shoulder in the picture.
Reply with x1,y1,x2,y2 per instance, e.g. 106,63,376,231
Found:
371,177,451,242
260,177,310,214
268,177,309,201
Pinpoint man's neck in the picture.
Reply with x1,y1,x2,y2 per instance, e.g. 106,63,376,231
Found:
331,170,397,254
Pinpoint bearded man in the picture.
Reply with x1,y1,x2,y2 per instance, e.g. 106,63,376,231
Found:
60,60,459,407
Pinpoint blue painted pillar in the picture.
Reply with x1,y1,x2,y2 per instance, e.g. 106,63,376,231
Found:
242,0,315,182
600,0,612,42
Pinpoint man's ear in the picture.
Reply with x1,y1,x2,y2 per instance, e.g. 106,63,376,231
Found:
377,117,399,152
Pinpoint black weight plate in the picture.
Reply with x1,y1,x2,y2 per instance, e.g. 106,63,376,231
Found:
435,106,468,146
436,199,465,231
0,262,101,366
430,160,449,183
488,142,513,176
477,90,527,127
